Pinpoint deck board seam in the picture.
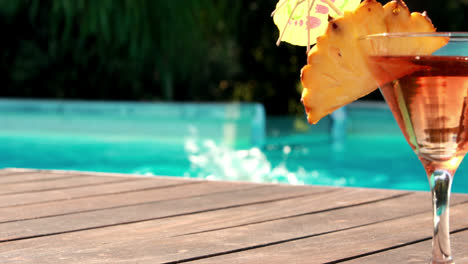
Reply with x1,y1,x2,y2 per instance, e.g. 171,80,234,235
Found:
0,188,336,242
0,171,42,177
0,177,140,196
0,180,203,210
0,184,270,224
163,199,468,263
174,192,412,237
0,186,320,225
160,214,427,264
0,174,87,185
325,226,468,263
0,181,248,224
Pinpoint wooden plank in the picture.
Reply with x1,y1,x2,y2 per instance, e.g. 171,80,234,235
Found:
2,169,467,263
189,198,468,264
2,191,467,263
0,174,132,195
0,184,333,243
0,169,38,176
341,229,468,264
166,187,407,237
0,186,387,238
0,176,195,208
0,172,78,184
0,169,17,175
0,180,256,223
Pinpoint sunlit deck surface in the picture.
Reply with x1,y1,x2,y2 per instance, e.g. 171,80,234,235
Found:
1,168,468,263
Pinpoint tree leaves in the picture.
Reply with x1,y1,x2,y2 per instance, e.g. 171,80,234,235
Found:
1,0,465,114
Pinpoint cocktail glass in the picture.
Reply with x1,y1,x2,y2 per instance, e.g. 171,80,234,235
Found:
360,32,468,264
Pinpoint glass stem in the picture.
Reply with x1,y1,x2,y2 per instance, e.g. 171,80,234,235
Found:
429,169,453,264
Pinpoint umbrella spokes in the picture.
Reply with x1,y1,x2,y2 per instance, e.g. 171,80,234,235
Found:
271,0,289,17
274,0,306,47
272,0,352,51
322,0,344,16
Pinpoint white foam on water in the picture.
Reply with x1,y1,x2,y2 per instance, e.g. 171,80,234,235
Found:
184,138,305,185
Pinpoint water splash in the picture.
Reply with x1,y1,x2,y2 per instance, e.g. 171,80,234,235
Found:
184,138,305,185
182,136,381,188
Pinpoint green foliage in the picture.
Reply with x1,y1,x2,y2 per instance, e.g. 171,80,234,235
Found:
0,0,466,115
0,0,242,101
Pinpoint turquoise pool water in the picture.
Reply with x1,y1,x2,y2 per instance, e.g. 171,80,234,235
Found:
1,99,468,193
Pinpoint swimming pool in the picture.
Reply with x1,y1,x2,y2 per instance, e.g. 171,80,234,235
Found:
1,98,468,193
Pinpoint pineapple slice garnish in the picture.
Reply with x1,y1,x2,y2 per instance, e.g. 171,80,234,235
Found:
301,0,448,124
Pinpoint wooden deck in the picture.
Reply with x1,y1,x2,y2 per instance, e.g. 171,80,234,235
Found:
1,168,468,263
